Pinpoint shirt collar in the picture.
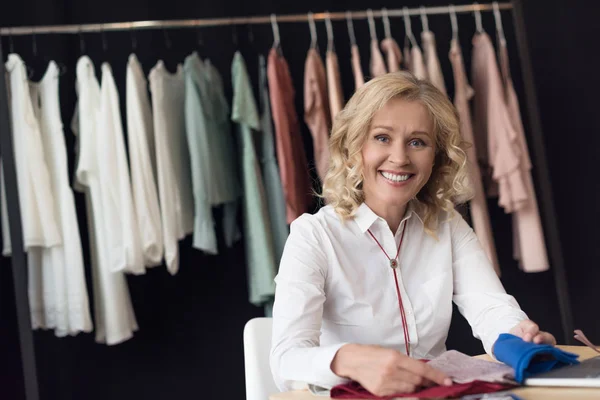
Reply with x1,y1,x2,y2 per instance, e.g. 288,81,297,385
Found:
353,200,423,234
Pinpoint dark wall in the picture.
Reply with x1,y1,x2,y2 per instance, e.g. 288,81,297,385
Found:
1,0,598,399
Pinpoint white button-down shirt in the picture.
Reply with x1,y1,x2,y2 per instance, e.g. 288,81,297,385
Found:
270,202,528,391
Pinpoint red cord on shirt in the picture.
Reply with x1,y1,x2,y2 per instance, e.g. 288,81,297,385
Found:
367,226,411,357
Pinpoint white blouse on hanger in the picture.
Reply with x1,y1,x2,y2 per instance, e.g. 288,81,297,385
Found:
73,56,138,345
126,54,163,268
98,63,145,275
1,54,61,255
149,61,194,275
28,61,93,336
1,53,63,333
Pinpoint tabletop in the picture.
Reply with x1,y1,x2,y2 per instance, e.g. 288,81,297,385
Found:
269,345,600,400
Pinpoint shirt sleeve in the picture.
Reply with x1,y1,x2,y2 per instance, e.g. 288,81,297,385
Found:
270,215,350,392
450,213,528,356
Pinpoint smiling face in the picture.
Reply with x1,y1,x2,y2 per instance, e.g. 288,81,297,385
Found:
361,98,436,215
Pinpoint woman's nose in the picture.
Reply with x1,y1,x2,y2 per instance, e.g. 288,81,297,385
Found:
389,145,411,165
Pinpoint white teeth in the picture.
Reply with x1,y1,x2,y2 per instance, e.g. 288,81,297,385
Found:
381,171,411,182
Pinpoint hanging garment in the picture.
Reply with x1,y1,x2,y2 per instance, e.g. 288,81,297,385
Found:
259,54,288,265
73,56,138,345
98,63,145,275
498,41,549,273
267,48,312,224
29,61,93,336
422,30,447,95
380,37,402,73
449,39,500,275
410,45,428,80
472,33,529,213
1,54,61,255
304,48,331,181
231,52,277,308
126,54,163,268
369,39,387,78
149,61,194,275
184,52,241,255
350,45,365,89
326,50,344,121
3,54,63,334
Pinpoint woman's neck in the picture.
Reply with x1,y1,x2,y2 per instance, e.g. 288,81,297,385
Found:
364,199,408,234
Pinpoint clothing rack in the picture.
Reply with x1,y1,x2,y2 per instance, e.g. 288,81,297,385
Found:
0,3,512,35
0,1,573,399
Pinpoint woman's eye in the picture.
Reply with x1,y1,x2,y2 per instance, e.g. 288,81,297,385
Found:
409,139,425,147
375,135,389,143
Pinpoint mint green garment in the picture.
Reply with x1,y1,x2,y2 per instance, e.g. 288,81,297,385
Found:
184,52,241,254
258,55,289,267
232,52,277,308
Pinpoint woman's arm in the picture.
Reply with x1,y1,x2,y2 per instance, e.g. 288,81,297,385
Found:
270,215,350,391
450,213,532,354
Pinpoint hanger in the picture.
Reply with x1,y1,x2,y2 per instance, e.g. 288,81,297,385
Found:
7,28,15,54
271,14,281,53
346,11,357,47
27,29,36,79
492,2,506,46
449,4,459,42
78,26,86,55
473,2,484,34
130,23,138,51
101,24,108,53
196,28,204,56
382,8,392,39
325,11,334,52
163,28,172,49
367,8,378,42
308,12,318,49
403,7,418,48
420,6,430,33
232,25,239,48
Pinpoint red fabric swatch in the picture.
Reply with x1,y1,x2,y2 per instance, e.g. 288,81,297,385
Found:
330,380,515,399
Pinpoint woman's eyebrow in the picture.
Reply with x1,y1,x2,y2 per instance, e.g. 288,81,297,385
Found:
370,125,394,131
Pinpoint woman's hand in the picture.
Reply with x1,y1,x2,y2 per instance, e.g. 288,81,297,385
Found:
509,320,556,345
331,344,453,397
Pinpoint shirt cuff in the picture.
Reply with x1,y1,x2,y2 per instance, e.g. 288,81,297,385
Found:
309,342,352,390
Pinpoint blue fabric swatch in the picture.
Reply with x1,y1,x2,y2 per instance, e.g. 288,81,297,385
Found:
493,333,580,383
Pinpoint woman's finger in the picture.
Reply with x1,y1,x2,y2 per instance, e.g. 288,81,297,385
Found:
533,331,556,345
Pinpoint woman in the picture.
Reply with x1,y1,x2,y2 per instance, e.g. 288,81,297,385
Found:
270,72,555,396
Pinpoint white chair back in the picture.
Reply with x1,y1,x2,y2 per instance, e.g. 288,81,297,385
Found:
243,317,279,400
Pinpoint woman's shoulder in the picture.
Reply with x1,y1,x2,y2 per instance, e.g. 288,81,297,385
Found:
290,205,345,236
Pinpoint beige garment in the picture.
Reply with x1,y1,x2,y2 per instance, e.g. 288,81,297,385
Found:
380,37,402,73
304,49,331,182
498,41,549,273
422,31,447,95
410,45,427,80
472,33,528,214
449,39,500,276
351,45,365,89
369,39,387,77
326,50,344,121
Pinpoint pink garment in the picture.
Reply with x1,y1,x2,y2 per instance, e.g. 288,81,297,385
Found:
370,39,387,77
326,50,344,121
380,37,402,73
351,44,365,89
422,31,447,95
449,39,500,275
471,33,528,214
410,45,428,80
304,48,331,182
498,41,549,273
267,49,312,223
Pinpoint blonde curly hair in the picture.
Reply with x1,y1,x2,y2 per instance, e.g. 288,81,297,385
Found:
321,71,473,234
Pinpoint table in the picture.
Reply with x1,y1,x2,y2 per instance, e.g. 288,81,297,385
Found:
269,345,600,400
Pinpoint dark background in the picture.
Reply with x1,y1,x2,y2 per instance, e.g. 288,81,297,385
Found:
0,0,597,399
